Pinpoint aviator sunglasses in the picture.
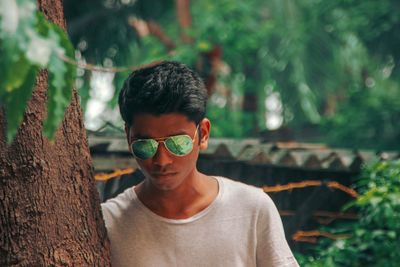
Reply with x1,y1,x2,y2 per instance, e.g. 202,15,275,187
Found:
130,125,199,160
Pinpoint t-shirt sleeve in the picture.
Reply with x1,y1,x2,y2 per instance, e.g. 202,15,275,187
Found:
256,192,299,267
100,202,111,228
100,199,121,232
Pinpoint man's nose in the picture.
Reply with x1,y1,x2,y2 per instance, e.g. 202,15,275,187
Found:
153,142,173,166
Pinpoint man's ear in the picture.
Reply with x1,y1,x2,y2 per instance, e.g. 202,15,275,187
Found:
199,118,211,151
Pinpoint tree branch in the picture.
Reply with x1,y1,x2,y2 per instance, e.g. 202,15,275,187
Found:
128,17,176,52
176,0,193,43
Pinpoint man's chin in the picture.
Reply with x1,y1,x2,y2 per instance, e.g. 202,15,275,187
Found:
149,173,181,191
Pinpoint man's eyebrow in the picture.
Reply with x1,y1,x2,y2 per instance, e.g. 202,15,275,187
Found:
131,134,150,139
132,130,189,139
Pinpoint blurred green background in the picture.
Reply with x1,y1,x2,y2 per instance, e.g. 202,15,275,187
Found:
64,0,400,150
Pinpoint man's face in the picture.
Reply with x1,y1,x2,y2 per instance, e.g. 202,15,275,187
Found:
125,113,210,192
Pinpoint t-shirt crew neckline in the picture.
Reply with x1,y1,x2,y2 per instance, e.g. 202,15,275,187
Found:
128,176,224,224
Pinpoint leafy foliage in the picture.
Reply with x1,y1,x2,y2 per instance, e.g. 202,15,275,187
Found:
63,0,172,111
298,159,400,266
2,0,399,148
0,0,76,143
322,77,400,150
64,0,400,148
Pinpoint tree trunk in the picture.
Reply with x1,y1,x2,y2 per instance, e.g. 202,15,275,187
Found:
0,0,111,265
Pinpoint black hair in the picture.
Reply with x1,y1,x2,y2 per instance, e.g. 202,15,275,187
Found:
118,61,208,126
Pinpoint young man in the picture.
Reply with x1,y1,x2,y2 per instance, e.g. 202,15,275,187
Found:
101,61,299,266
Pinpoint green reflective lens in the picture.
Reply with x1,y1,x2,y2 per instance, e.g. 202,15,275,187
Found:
165,135,193,156
131,139,158,160
131,134,194,160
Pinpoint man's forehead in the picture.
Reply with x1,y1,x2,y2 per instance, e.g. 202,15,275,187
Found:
128,113,196,138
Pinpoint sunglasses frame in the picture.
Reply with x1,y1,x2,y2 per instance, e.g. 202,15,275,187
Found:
130,124,199,160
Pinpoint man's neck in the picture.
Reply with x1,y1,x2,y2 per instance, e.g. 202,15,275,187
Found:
135,172,218,219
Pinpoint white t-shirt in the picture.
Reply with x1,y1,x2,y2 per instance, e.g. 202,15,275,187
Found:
101,177,299,267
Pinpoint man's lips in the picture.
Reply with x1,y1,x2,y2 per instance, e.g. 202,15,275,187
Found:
151,172,177,177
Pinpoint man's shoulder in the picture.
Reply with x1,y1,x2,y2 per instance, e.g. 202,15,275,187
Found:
217,176,272,207
101,187,135,217
218,176,264,195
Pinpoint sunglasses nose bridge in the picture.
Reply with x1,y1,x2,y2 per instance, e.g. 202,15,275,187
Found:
156,139,167,149
152,140,173,164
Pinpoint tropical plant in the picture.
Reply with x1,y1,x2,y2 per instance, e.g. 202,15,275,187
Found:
63,0,400,150
0,0,75,142
298,159,400,267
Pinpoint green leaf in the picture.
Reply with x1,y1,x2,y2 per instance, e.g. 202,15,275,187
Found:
34,12,51,36
1,1,76,143
43,52,69,139
43,25,75,140
4,65,38,143
4,53,32,92
0,38,27,95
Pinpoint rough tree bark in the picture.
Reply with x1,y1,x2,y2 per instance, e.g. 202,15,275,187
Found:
0,0,111,265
